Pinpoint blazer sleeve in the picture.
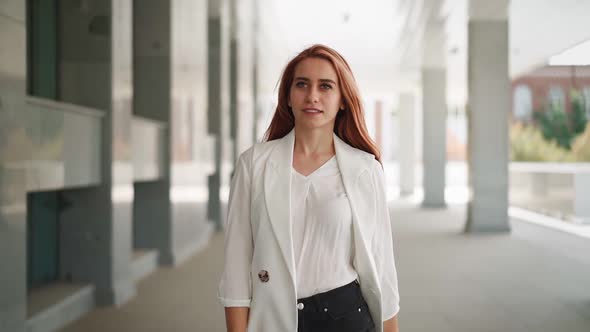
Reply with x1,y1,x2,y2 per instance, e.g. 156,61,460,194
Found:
370,159,401,320
217,149,254,307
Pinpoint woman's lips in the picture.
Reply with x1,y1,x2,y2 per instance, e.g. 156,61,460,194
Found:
303,108,323,114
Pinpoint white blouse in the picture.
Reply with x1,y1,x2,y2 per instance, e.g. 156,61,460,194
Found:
291,156,358,299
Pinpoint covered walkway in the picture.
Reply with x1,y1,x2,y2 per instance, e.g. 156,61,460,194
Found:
3,1,590,331
60,201,590,332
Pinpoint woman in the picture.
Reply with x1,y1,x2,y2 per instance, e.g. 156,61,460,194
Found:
218,44,400,332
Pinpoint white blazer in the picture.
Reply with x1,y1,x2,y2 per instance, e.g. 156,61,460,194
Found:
218,129,400,332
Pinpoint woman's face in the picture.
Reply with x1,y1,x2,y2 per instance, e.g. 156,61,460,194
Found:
289,57,344,131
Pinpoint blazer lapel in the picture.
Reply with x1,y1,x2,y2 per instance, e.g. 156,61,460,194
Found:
334,134,383,326
263,130,296,284
333,134,375,273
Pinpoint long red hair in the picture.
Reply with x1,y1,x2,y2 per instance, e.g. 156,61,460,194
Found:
263,44,381,163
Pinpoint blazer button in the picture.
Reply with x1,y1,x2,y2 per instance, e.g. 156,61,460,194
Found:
258,270,269,283
297,302,304,310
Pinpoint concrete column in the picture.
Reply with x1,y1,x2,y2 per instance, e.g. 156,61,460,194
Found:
57,0,136,306
375,100,383,151
229,0,238,164
421,22,447,208
208,0,232,229
465,0,510,232
252,0,260,143
234,0,256,154
133,0,212,265
398,93,417,196
132,0,173,264
0,1,28,330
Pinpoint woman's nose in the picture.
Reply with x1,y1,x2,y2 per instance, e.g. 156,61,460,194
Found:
305,87,319,103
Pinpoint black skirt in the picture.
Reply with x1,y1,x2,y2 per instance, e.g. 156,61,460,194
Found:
296,280,376,332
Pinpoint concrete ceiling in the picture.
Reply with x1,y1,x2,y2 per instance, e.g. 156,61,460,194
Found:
509,0,590,77
257,0,417,100
256,0,590,103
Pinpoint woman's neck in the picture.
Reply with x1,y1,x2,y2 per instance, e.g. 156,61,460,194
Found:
293,126,335,157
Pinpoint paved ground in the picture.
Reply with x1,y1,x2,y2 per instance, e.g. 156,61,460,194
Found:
61,201,590,331
392,202,590,332
60,228,227,332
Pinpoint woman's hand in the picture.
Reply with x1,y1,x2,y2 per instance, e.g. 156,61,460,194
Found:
383,314,399,332
225,307,249,332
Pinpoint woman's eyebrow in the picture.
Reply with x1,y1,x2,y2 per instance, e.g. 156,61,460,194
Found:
294,77,337,84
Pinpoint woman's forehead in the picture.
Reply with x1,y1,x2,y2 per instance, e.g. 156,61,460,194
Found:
294,57,338,81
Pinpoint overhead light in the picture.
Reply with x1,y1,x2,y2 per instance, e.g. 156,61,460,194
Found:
342,12,350,23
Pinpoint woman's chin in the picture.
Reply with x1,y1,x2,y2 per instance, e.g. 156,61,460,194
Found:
295,117,337,130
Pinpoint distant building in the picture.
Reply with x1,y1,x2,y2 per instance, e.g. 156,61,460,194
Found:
511,65,590,122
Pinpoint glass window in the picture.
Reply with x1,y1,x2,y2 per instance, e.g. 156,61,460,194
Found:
513,84,533,121
27,0,58,99
547,85,565,111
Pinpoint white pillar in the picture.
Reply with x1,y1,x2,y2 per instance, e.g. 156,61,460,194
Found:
422,22,447,208
208,0,231,229
133,0,211,265
465,0,510,232
231,0,256,157
398,93,416,196
58,0,137,305
0,1,28,330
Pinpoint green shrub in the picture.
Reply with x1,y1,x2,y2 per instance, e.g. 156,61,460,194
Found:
571,123,590,161
510,123,575,162
533,91,588,150
571,91,588,135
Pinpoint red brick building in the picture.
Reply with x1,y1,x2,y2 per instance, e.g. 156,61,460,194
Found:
511,65,590,121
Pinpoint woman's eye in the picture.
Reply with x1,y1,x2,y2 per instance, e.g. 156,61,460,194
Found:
295,81,306,88
320,83,332,90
